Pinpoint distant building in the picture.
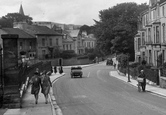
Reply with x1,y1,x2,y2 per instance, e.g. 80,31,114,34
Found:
62,31,75,51
82,32,96,49
0,28,37,64
14,22,63,59
66,29,85,54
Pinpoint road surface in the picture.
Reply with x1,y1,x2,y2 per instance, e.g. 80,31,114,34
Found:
53,63,166,115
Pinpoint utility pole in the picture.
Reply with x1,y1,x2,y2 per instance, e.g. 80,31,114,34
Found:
127,53,131,82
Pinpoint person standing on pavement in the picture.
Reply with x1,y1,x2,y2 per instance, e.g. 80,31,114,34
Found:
29,68,41,104
138,70,146,92
41,71,52,104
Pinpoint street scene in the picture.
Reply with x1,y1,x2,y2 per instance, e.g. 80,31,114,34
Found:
1,0,166,115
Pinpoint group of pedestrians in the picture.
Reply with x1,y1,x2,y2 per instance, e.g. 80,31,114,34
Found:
29,68,52,104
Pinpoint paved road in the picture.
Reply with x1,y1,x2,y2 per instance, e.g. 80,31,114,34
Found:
53,63,166,115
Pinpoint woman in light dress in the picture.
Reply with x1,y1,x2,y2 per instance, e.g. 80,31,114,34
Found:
41,71,52,104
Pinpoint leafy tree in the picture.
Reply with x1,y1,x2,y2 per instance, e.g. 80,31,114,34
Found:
93,2,148,60
0,13,33,28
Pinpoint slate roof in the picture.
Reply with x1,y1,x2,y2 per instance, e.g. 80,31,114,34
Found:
62,30,74,43
2,28,35,38
23,25,62,36
66,29,80,38
82,34,96,41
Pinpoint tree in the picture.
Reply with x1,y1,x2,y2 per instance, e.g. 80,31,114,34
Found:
93,2,148,60
0,13,33,28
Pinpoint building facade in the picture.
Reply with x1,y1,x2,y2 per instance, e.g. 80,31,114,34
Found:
14,22,63,59
0,28,37,64
135,0,166,66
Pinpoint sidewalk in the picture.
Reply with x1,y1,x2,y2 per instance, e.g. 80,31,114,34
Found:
1,63,98,115
110,70,166,97
2,72,65,115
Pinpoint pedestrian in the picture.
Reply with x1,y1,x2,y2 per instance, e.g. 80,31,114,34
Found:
138,70,146,92
113,63,116,69
41,71,52,104
29,68,41,104
54,66,57,74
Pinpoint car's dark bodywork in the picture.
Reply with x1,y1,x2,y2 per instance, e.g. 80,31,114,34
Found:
71,66,83,78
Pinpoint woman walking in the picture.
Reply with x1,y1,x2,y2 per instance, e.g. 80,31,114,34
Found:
41,71,52,104
29,69,41,104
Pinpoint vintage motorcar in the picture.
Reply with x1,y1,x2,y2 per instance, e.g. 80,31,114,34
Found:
106,58,113,65
71,66,83,78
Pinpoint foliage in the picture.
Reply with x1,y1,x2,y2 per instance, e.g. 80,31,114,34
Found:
0,13,33,28
80,25,94,35
129,62,140,68
93,2,148,60
141,60,147,65
77,55,89,60
163,62,166,69
60,50,76,59
117,53,128,68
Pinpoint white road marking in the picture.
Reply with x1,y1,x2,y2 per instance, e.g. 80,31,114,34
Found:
97,70,106,82
87,72,90,77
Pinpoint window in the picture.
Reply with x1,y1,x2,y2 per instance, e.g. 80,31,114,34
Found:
42,50,46,59
156,26,160,43
67,44,68,50
49,38,52,46
63,45,65,50
29,42,32,49
56,38,58,45
70,44,72,50
20,42,23,49
153,10,156,19
162,6,165,17
148,28,151,42
163,23,165,43
157,6,160,17
138,38,141,51
78,41,80,47
42,38,45,46
149,50,152,64
153,27,155,43
142,32,145,45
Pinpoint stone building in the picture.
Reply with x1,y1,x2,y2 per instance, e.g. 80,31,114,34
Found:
134,0,166,66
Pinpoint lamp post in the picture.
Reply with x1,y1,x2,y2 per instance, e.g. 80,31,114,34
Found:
0,46,3,106
127,53,131,82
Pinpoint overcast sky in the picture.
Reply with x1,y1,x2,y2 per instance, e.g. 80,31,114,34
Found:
0,0,148,26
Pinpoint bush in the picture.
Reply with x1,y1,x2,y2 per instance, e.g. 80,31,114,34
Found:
129,62,140,68
88,53,96,60
60,50,76,59
77,55,89,60
117,53,128,68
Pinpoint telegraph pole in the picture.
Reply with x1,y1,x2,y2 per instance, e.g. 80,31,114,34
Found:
127,53,131,82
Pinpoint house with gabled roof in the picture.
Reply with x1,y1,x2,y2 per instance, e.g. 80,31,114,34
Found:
66,29,85,54
14,22,64,59
0,28,37,64
82,33,96,49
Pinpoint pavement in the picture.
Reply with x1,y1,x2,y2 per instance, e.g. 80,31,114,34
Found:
0,64,95,115
1,72,65,115
1,63,166,115
110,70,166,97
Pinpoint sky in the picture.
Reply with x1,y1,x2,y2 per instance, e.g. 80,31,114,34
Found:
0,0,149,26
